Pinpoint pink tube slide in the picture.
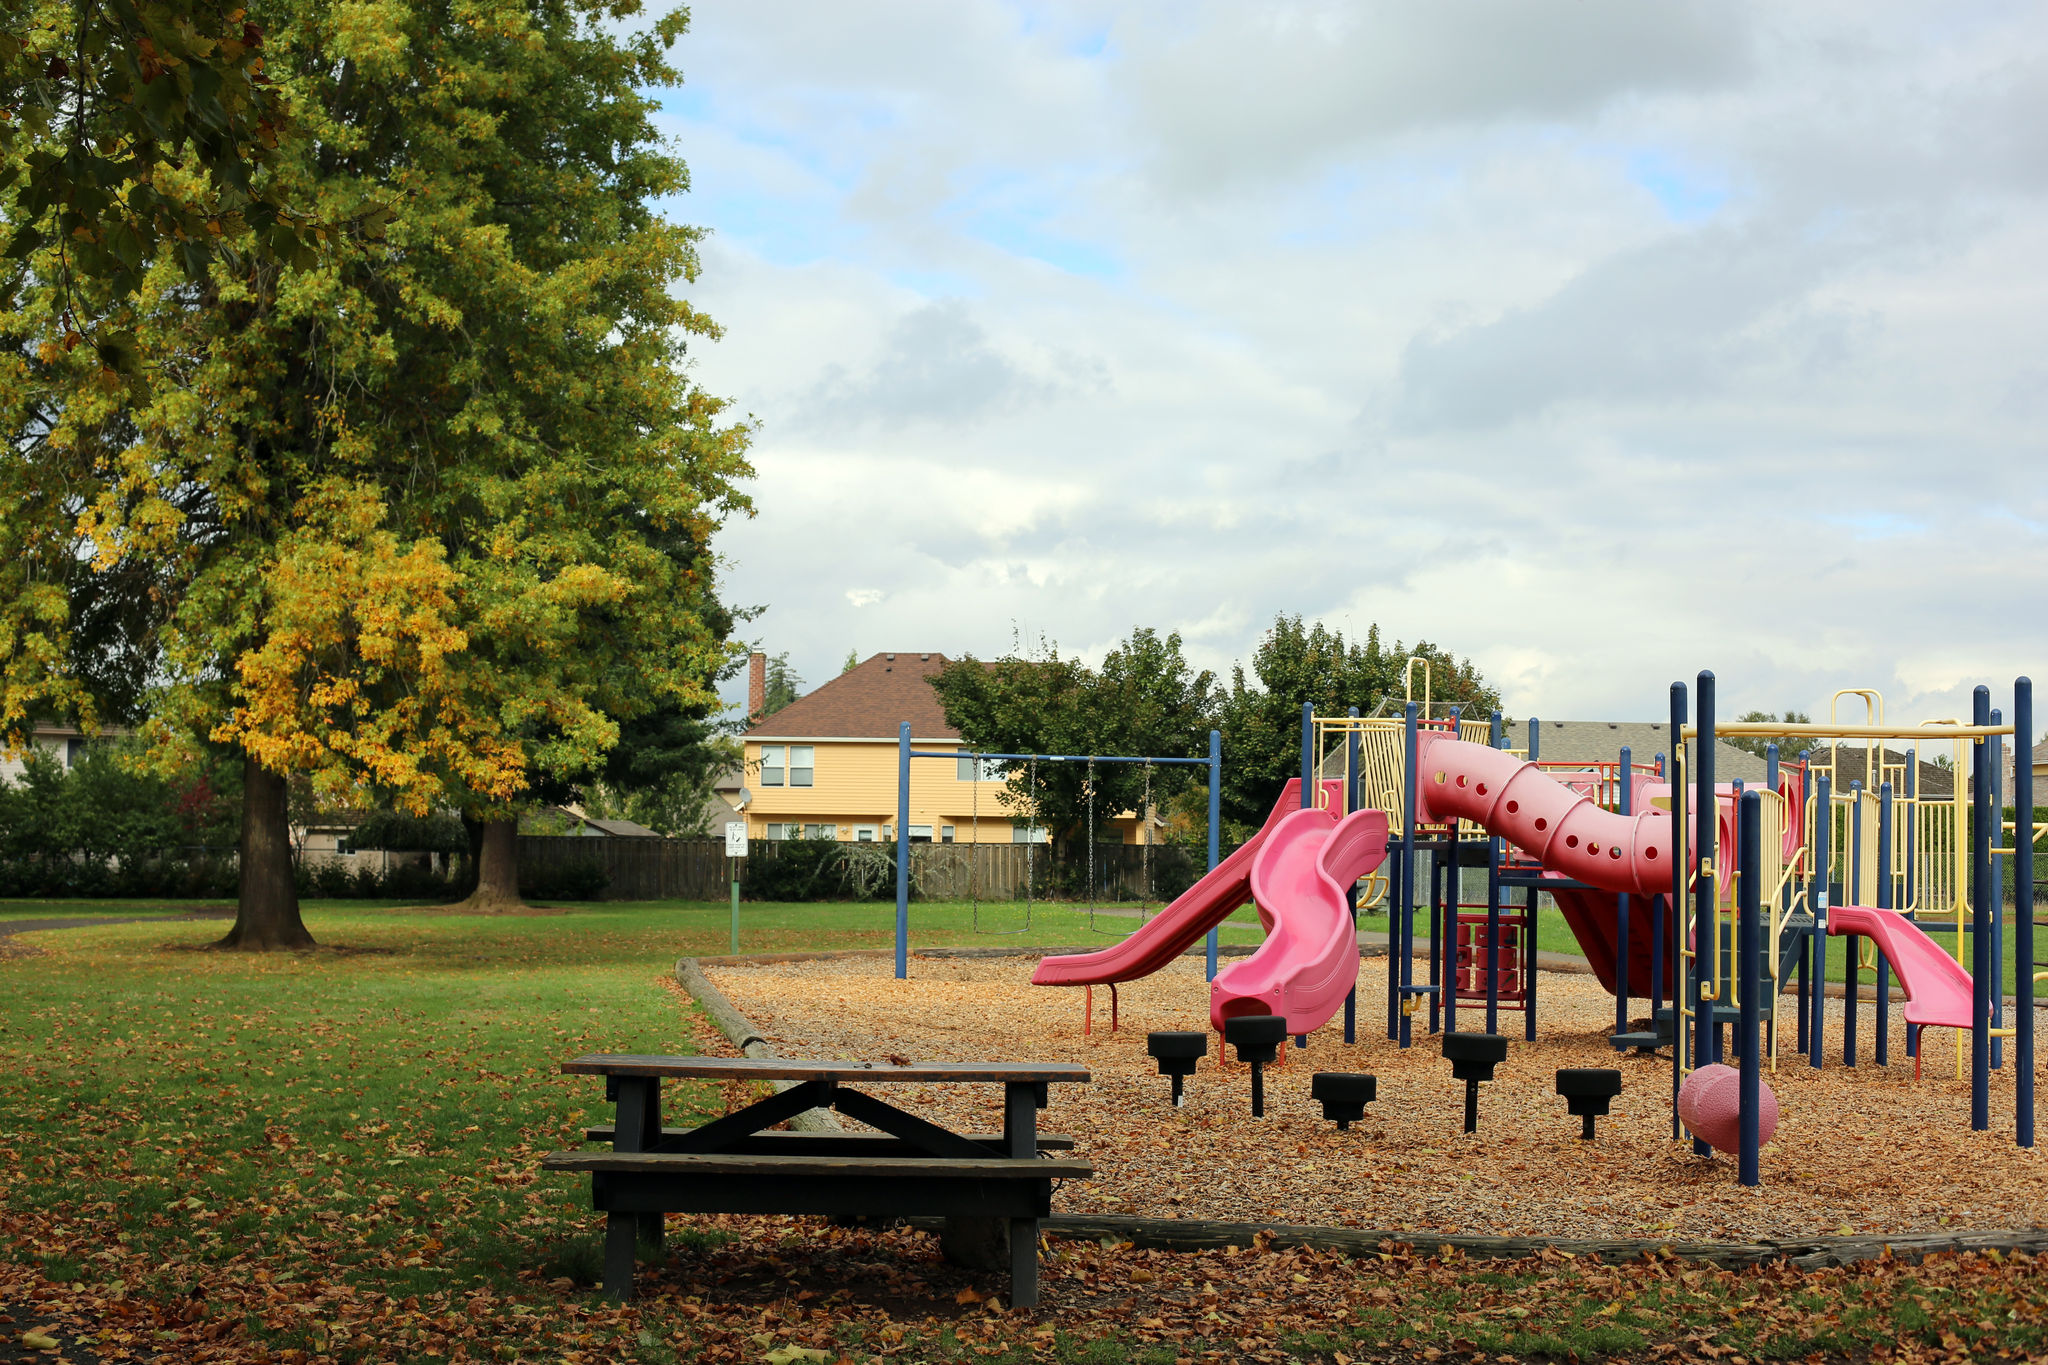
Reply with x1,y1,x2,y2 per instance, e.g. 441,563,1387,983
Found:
1413,733,1677,897
1209,805,1391,1034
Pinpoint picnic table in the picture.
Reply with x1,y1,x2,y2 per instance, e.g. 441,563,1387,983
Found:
542,1055,1092,1307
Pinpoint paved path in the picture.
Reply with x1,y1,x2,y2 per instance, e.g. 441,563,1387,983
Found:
0,916,149,936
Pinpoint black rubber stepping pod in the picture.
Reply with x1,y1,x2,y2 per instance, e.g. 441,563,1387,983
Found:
1442,1032,1508,1133
1146,1031,1208,1107
1556,1067,1623,1139
1310,1072,1377,1131
1224,1015,1287,1117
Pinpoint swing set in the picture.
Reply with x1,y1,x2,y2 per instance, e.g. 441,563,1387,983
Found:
958,753,1163,935
890,723,1223,978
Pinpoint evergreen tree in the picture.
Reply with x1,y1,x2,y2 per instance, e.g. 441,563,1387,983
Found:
0,0,751,943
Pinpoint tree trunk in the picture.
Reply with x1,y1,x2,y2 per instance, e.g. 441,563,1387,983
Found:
449,817,526,912
218,755,315,950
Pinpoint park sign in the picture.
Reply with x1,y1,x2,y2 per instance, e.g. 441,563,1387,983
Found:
725,821,748,858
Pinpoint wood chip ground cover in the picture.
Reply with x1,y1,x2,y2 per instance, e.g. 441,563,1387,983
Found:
705,955,2048,1243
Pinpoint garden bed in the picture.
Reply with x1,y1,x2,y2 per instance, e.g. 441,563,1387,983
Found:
703,953,2048,1244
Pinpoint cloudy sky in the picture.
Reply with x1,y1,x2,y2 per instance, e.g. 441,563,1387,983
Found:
659,2,2048,728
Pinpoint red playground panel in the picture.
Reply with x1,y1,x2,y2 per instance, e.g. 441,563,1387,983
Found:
1454,912,1528,1007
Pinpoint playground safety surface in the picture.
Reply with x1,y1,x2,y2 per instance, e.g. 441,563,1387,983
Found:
702,955,2048,1244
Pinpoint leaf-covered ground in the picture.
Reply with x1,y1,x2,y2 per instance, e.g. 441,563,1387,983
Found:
1,901,2044,1363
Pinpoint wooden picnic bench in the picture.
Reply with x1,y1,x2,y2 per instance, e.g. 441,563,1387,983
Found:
541,1055,1092,1307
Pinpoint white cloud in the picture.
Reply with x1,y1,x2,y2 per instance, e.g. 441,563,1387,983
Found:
672,0,2048,729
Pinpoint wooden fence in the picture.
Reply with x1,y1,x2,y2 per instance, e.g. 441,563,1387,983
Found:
516,835,1220,903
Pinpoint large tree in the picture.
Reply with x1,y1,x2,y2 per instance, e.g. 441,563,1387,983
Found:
1215,615,1501,837
0,0,751,944
929,628,1216,850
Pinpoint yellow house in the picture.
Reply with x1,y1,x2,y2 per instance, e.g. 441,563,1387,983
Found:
740,651,1152,846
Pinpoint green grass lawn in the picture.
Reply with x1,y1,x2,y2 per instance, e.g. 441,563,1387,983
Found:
2,901,2044,1363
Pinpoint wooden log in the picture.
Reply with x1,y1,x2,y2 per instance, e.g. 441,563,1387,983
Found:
673,957,842,1134
1003,1214,2048,1271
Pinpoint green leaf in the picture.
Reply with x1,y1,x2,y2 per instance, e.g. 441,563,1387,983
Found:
4,227,43,261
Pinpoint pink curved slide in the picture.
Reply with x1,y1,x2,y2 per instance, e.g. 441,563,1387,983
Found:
1826,905,1974,1077
1209,805,1391,1033
1031,779,1338,989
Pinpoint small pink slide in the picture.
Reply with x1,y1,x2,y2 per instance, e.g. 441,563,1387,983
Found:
1826,905,1975,1077
1209,804,1391,1033
1030,780,1338,990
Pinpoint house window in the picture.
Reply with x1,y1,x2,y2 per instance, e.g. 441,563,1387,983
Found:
854,825,878,842
941,826,955,843
803,823,836,840
909,825,934,843
763,822,789,840
1011,824,1049,844
788,745,815,787
760,746,785,786
64,738,86,768
957,754,1005,781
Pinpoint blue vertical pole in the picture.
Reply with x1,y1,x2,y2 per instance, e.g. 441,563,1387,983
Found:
1529,717,1540,763
1206,728,1221,982
1905,747,1919,1054
1811,771,1831,1070
895,722,911,980
1485,711,1504,1036
1738,789,1763,1187
1694,672,1717,1153
1433,706,1456,1039
1991,709,2006,1071
1616,744,1633,1041
1669,683,1687,1140
2015,677,2035,1149
1395,700,1419,1046
1971,685,1992,1131
1345,707,1360,1043
1796,750,1811,1058
1846,781,1862,1066
1876,783,1893,1067
1765,743,1781,1059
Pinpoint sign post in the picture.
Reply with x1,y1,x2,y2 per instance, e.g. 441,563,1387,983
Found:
724,821,747,954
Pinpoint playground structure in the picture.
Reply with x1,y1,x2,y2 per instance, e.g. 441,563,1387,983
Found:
1028,661,2040,1187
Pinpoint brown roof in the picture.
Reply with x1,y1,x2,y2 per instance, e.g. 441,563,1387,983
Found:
745,652,958,740
1815,746,1956,797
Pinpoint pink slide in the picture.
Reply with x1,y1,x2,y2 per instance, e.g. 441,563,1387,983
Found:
1826,905,1975,1075
1030,779,1337,989
1209,805,1391,1033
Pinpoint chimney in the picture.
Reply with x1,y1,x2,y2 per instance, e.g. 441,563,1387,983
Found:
747,651,766,717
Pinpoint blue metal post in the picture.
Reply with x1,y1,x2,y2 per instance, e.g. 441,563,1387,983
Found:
1396,700,1419,1046
1669,683,1687,1139
1300,701,1315,809
1738,789,1763,1186
1991,709,2006,1070
1206,728,1221,981
1615,745,1633,1041
1971,685,1992,1131
1796,750,1811,1057
1811,771,1831,1070
1433,707,1457,1038
1694,672,1717,1153
1846,781,1862,1066
895,722,911,980
1876,783,1893,1066
1892,753,1908,1064
2015,677,2035,1148
1485,711,1504,1036
1345,707,1360,1043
